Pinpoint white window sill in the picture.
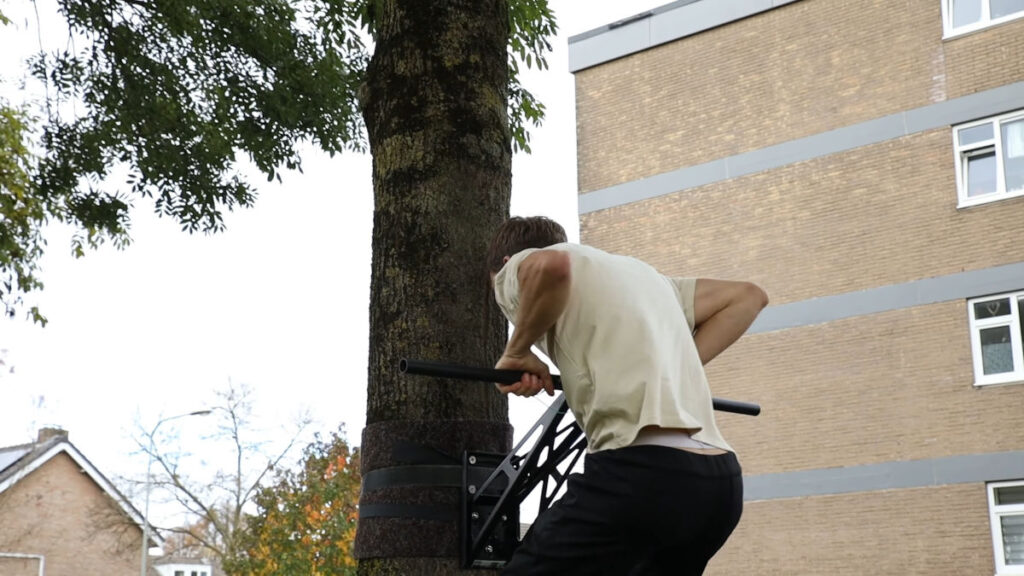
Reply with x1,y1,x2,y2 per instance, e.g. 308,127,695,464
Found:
974,375,1024,387
958,189,1024,209
943,12,1024,40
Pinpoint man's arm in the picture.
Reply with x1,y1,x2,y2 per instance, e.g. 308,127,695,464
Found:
505,250,571,357
692,279,768,365
495,249,571,396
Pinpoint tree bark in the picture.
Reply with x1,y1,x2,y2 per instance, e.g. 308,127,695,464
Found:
356,1,513,573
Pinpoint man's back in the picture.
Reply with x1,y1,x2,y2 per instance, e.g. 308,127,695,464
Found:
487,216,764,575
494,243,731,452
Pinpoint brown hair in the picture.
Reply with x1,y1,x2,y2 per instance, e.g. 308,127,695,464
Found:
486,216,567,273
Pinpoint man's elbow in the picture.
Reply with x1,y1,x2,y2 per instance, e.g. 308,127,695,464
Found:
742,282,769,311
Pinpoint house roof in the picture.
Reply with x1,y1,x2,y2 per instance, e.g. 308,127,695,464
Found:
151,554,220,576
152,555,214,566
0,429,166,548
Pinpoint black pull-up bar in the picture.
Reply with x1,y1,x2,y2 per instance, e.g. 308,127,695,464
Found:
400,358,760,416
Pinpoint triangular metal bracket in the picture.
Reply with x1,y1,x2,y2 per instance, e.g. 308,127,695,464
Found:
461,395,587,569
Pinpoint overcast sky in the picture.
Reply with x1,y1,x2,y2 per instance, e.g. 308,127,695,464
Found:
0,0,668,523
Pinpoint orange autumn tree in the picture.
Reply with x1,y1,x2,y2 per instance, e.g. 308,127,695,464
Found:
226,428,360,576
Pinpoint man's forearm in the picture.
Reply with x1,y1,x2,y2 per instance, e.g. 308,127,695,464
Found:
506,251,571,356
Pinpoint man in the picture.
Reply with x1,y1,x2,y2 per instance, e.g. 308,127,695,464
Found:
487,216,768,576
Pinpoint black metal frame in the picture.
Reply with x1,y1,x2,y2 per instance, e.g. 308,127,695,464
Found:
399,358,759,569
460,395,586,568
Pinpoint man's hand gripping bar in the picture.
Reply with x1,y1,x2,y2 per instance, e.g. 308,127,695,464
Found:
399,358,761,416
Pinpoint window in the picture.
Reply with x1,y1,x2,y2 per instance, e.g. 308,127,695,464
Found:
969,291,1024,385
944,0,1024,36
174,572,184,576
990,481,1024,575
954,111,1024,207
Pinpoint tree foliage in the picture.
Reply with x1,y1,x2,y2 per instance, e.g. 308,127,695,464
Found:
507,0,557,152
225,428,360,576
0,101,44,324
1,9,47,324
1,0,556,323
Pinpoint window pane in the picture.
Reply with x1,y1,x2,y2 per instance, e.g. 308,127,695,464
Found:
960,123,994,146
980,326,1014,375
952,0,983,27
996,485,1024,505
1003,119,1024,192
1002,514,1024,565
966,150,998,196
974,298,1011,319
991,0,1024,19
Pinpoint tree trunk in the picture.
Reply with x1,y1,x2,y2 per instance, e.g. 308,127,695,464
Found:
355,1,513,574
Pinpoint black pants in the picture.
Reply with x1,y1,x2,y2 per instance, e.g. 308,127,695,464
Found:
502,445,743,576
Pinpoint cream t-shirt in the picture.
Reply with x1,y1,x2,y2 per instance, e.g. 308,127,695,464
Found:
493,243,732,453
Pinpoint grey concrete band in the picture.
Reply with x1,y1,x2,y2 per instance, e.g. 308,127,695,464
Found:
579,81,1024,214
749,261,1024,334
569,0,803,72
744,450,1024,501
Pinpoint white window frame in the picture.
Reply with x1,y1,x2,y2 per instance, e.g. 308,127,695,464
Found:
989,480,1024,575
943,0,1024,37
969,291,1024,386
954,110,1024,208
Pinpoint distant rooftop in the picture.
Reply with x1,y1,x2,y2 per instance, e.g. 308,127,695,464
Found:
568,0,802,72
0,428,68,487
0,445,32,474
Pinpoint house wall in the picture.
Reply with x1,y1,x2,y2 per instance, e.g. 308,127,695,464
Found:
0,452,142,576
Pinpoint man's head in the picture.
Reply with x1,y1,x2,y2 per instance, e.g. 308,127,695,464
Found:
487,216,567,274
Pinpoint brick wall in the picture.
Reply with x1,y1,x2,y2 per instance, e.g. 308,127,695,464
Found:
0,453,141,576
708,484,995,575
574,0,1024,194
708,301,1024,476
580,129,1024,306
572,1,1024,573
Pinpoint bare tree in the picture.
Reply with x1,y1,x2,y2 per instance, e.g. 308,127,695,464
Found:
124,381,311,565
0,348,11,378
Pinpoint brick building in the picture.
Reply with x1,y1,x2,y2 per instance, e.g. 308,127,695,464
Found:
568,1,1024,574
0,428,159,576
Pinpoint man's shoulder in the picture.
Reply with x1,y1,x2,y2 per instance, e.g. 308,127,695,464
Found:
505,242,591,261
559,243,650,268
509,244,642,273
545,242,605,258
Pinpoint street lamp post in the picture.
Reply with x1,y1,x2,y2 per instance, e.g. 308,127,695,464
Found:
139,409,211,576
